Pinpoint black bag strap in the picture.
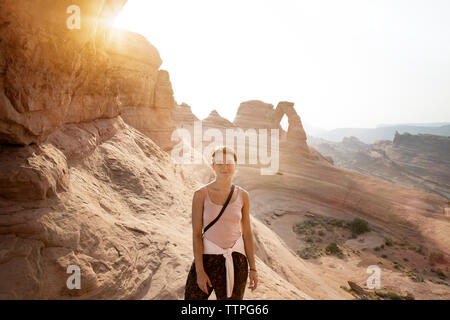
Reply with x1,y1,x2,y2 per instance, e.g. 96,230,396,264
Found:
202,184,235,236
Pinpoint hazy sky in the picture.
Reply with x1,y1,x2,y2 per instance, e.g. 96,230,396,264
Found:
114,0,450,130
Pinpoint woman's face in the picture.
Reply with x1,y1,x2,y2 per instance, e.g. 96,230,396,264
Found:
212,152,236,177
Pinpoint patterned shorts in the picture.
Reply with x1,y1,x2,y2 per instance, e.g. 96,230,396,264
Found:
184,252,249,300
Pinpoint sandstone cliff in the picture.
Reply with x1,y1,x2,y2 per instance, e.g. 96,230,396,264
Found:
106,29,177,151
0,0,177,151
173,102,199,127
0,0,127,145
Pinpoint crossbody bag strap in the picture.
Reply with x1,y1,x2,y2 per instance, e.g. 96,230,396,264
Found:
202,184,235,236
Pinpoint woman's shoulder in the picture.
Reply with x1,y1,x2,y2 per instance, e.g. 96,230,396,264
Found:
237,185,249,200
194,184,207,192
193,184,247,195
235,185,247,192
233,184,247,192
193,185,208,199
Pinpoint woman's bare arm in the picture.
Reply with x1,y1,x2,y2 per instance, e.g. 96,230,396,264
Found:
192,189,205,272
191,188,212,293
242,191,255,269
241,189,258,291
241,190,256,270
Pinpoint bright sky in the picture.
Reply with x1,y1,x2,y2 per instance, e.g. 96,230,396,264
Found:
114,0,450,130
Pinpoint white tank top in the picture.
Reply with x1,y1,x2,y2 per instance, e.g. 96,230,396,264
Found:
202,185,243,249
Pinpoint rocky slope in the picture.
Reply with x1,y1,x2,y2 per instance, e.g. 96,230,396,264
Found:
1,117,349,299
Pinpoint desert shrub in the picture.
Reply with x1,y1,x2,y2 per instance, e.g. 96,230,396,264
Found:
305,220,318,227
406,271,424,282
328,218,345,227
318,230,325,237
293,223,308,235
348,218,370,235
432,268,447,280
398,240,407,247
381,254,388,258
384,237,393,246
293,220,317,236
297,246,322,260
415,246,425,255
375,290,402,300
325,242,343,258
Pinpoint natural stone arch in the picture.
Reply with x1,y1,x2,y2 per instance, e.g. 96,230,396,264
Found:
272,101,307,143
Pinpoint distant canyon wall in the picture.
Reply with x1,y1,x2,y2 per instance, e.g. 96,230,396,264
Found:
310,131,450,198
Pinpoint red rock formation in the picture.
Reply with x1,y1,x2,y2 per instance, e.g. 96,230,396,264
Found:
0,0,177,151
231,100,326,172
172,107,235,158
106,30,177,151
106,29,162,108
173,102,199,126
233,100,277,130
273,101,308,148
172,99,325,171
0,0,127,145
202,110,235,129
233,100,308,149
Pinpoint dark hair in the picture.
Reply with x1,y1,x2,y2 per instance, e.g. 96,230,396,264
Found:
211,146,237,164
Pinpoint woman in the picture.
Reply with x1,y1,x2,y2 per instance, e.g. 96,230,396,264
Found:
184,146,258,300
